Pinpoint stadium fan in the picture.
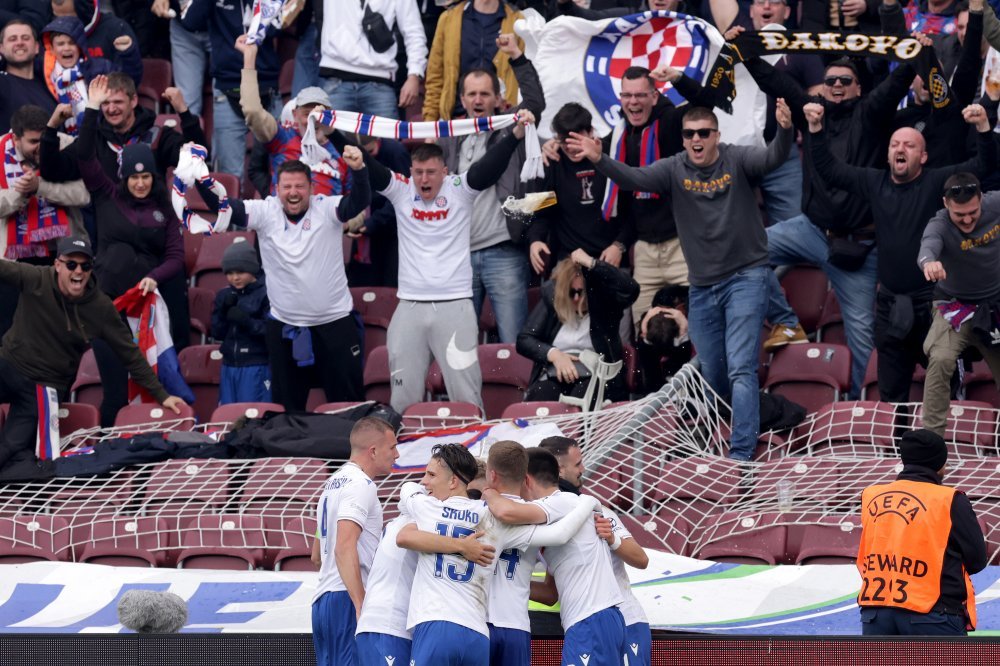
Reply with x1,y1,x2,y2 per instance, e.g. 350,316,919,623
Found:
804,99,996,403
313,417,399,666
566,100,794,461
516,249,639,407
0,235,186,478
47,0,144,82
0,19,58,134
150,0,210,116
917,174,1000,436
635,283,692,395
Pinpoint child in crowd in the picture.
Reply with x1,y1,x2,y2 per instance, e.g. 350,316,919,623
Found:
211,241,271,405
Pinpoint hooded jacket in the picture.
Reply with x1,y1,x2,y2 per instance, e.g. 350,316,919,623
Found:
65,0,143,81
211,277,270,367
41,15,142,99
0,259,168,399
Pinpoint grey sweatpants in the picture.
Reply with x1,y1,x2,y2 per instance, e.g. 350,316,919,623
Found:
387,299,483,413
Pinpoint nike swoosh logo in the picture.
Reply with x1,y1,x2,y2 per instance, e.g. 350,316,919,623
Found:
445,332,479,371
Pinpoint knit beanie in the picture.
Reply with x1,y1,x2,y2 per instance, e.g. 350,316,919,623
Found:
120,143,157,178
221,241,260,275
899,429,948,471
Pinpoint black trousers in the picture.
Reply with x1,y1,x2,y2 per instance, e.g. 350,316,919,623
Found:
875,291,933,403
265,316,364,412
0,358,42,471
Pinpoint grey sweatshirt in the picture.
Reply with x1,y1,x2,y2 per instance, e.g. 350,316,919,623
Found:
593,125,793,286
918,191,1000,302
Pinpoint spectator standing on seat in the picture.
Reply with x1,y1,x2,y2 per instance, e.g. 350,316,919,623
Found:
804,101,996,403
918,174,1000,436
0,235,186,476
567,101,794,461
315,0,426,119
211,241,271,406
517,250,639,407
857,429,986,635
0,19,57,134
74,75,187,428
422,0,523,121
436,34,545,344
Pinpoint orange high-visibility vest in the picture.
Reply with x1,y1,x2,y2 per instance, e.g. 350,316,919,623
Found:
857,480,977,629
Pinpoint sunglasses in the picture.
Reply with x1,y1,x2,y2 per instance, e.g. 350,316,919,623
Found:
824,75,856,87
570,288,585,298
682,128,717,140
944,184,980,199
58,258,93,272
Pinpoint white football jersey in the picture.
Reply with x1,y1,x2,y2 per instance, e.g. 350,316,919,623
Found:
602,506,647,626
355,514,419,640
534,492,624,630
379,172,479,301
313,462,383,603
487,494,541,632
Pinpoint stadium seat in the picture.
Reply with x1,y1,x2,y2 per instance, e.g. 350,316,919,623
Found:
187,286,216,345
178,344,224,423
139,58,173,112
479,344,534,420
183,171,241,216
913,401,998,459
183,228,204,276
479,296,498,343
402,401,483,430
57,403,100,437
963,361,1000,409
794,516,862,565
191,231,257,293
801,401,898,456
951,458,1000,506
113,402,197,430
362,345,392,404
70,349,103,409
78,515,170,568
350,287,399,362
272,516,318,572
278,59,295,103
500,401,580,420
815,290,846,345
140,460,233,532
834,458,902,509
652,456,743,527
764,343,852,413
752,457,841,508
694,511,788,565
176,514,267,570
615,512,691,557
860,352,925,401
622,343,640,395
242,458,330,509
777,265,828,333
209,402,285,424
0,515,71,563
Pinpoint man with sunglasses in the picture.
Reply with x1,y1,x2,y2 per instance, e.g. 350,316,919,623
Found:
918,173,1000,436
0,235,186,477
805,101,996,403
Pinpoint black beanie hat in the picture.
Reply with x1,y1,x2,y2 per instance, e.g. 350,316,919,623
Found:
899,429,948,471
221,241,260,275
120,143,156,179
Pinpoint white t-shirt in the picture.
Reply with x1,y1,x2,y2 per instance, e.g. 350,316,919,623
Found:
602,506,647,626
243,195,354,326
355,514,419,640
399,484,537,638
534,491,624,630
487,494,542,633
379,172,480,301
313,462,383,603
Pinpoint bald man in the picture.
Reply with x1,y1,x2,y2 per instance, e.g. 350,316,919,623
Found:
804,101,998,403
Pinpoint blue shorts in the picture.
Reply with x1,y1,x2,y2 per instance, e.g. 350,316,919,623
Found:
312,591,357,666
561,607,626,666
356,631,411,666
625,622,651,666
488,624,530,666
411,620,489,665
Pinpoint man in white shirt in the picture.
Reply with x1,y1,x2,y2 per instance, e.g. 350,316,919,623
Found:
216,149,368,410
484,448,627,666
361,115,532,413
313,416,399,666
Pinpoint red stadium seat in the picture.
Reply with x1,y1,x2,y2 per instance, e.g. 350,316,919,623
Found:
777,265,828,334
70,349,103,409
815,290,846,345
278,59,295,103
177,514,267,570
350,287,399,362
363,346,392,404
834,458,902,508
479,344,534,420
612,512,691,556
178,344,224,423
860,352,925,402
139,58,173,112
794,515,862,565
802,401,898,456
963,361,1000,409
113,402,196,430
652,456,743,527
187,285,216,345
752,457,841,507
57,403,100,437
183,228,204,275
694,511,788,565
500,401,580,420
183,171,241,214
0,515,72,563
764,343,852,413
913,401,998,459
273,516,318,572
209,402,285,424
78,516,170,567
479,296,498,343
141,460,233,533
191,231,257,293
242,458,329,508
402,401,483,430
951,458,1000,503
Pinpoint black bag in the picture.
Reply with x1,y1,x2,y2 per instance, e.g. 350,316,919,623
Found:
827,236,874,272
361,0,395,53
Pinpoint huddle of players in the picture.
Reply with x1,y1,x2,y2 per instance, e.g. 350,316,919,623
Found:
313,416,651,666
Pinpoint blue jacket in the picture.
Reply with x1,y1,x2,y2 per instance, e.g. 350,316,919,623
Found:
41,16,142,93
211,277,270,367
66,0,143,82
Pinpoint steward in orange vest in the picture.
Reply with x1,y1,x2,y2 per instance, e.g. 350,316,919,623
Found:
857,429,987,635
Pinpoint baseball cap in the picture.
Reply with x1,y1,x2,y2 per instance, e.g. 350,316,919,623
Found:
56,235,94,259
295,87,332,109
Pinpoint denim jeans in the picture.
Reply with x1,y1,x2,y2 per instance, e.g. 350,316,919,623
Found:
292,22,321,97
760,143,803,225
688,266,770,461
320,77,399,118
471,242,529,344
765,214,877,398
169,19,210,116
860,607,966,636
212,85,283,177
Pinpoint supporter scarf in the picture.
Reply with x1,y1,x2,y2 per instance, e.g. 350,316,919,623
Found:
0,132,70,259
171,143,233,235
106,135,141,178
51,64,87,135
938,301,977,332
706,30,952,112
35,385,61,461
304,110,546,182
601,120,659,221
246,0,286,45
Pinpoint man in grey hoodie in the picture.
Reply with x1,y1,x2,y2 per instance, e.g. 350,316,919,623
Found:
566,100,794,460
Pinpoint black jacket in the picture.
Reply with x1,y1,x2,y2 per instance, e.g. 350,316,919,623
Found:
211,278,270,368
517,260,638,399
